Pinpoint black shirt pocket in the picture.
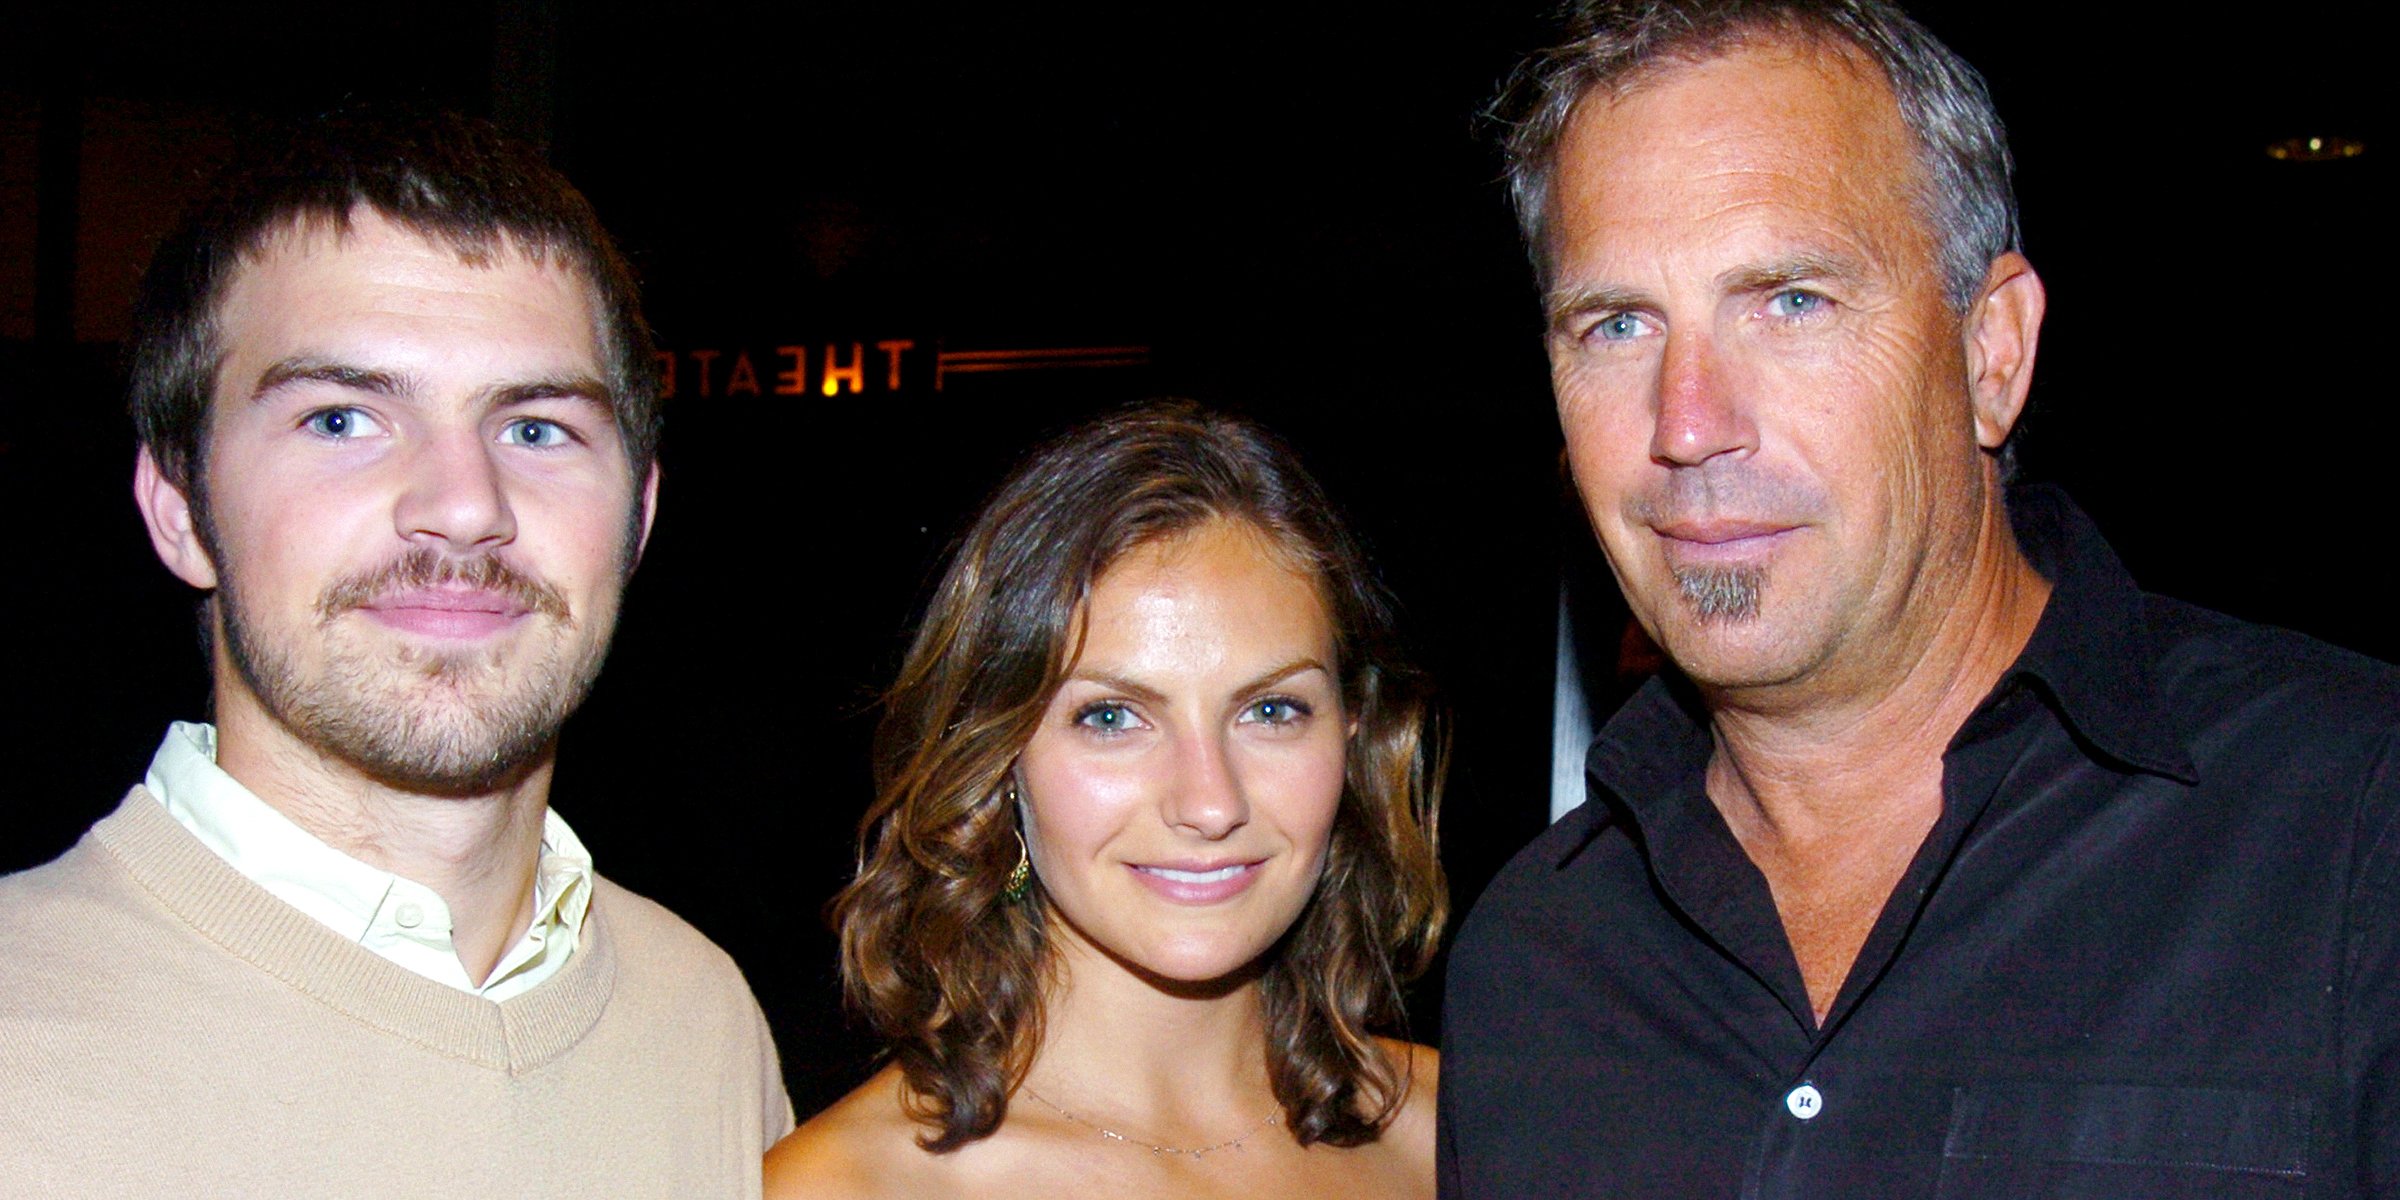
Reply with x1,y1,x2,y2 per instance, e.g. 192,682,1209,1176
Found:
1934,1081,2310,1200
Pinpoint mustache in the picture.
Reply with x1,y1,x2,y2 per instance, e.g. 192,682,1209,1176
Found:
1624,462,1827,527
315,548,572,623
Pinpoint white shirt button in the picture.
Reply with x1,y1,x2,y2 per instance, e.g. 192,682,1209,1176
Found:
393,902,424,929
1786,1084,1823,1120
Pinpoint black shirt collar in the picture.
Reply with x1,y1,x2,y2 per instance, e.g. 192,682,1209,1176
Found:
1999,484,2198,784
1573,485,2198,865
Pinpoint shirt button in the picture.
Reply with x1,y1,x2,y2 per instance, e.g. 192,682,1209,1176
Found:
394,902,424,929
1786,1084,1824,1120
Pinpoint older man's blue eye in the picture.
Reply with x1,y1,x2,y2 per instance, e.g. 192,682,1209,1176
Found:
1770,291,1824,317
1596,315,1641,340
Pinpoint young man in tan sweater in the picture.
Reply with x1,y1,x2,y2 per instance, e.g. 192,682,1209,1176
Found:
0,110,792,1197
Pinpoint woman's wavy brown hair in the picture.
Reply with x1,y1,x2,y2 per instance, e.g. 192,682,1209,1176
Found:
837,400,1446,1153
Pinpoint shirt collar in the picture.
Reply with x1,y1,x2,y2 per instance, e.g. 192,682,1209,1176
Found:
1994,484,2198,783
148,721,395,940
1577,484,2199,866
145,721,597,997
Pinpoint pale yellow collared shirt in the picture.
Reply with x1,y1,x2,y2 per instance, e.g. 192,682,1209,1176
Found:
144,721,593,1001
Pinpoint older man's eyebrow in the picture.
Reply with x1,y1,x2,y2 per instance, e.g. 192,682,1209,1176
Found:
1720,252,1864,295
248,358,409,404
1545,283,1655,333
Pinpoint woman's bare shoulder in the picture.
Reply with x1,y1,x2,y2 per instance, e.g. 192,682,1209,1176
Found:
765,1066,948,1200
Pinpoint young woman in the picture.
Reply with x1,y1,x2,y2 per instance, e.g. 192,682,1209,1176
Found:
767,402,1446,1198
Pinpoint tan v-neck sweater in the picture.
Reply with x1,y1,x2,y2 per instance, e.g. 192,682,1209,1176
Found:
0,789,794,1198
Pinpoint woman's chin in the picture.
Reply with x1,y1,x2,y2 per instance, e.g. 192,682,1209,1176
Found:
1079,931,1279,997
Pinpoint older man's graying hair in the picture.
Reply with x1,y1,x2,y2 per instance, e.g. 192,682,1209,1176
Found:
1492,0,2020,314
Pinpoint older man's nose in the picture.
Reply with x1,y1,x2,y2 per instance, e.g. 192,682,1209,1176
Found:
1650,331,1757,468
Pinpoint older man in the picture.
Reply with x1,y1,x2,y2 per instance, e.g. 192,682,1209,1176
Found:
0,112,791,1196
1440,2,2398,1196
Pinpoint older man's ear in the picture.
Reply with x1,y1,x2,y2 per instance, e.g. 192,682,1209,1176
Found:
1965,251,2047,453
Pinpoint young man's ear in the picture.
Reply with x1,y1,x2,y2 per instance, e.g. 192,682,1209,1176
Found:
632,462,661,567
134,449,219,590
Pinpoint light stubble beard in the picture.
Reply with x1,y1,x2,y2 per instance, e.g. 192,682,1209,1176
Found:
218,547,616,796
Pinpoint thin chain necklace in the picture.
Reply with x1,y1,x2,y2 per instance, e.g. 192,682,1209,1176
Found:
1019,1084,1281,1158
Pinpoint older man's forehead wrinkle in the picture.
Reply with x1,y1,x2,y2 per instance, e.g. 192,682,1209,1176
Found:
1556,155,1878,255
1670,181,1910,304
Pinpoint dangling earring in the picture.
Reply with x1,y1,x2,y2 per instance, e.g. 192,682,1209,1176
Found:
1004,829,1032,904
1003,780,1032,904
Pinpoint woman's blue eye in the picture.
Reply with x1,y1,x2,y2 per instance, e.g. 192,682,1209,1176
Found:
1076,703,1134,732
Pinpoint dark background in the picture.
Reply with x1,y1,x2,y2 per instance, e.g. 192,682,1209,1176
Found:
1,2,2383,1118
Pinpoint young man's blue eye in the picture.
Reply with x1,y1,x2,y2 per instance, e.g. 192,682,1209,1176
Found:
505,418,569,447
303,408,380,438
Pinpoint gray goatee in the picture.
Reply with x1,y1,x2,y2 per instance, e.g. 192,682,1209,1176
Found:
1674,566,1764,624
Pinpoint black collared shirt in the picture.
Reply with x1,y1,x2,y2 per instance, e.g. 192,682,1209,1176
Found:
1439,487,2400,1199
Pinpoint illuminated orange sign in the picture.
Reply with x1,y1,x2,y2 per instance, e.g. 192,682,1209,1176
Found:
655,342,1150,398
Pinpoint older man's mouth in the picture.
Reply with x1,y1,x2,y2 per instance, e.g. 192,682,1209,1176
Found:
1652,519,1800,565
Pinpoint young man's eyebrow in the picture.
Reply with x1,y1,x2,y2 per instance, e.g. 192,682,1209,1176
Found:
247,358,408,403
246,361,617,415
491,376,617,411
